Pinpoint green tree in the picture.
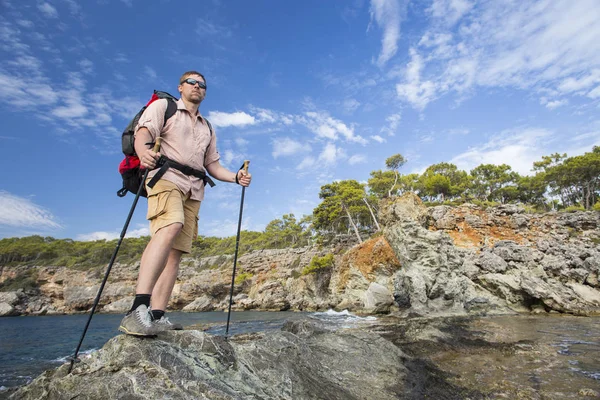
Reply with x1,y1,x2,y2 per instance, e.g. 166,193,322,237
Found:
368,170,396,198
420,162,469,201
385,153,406,197
313,180,371,242
470,164,520,203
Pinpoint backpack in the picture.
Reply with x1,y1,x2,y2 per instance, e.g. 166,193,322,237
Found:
117,90,214,198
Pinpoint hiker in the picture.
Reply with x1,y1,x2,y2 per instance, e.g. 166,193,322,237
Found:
119,71,252,336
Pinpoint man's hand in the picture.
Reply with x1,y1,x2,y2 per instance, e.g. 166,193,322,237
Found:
139,149,160,169
236,169,252,187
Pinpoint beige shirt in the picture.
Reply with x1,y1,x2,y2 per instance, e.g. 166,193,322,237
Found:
135,98,220,201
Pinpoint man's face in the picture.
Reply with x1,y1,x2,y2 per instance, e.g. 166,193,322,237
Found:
178,74,206,104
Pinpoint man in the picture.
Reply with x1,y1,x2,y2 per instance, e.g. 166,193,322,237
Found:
119,71,251,336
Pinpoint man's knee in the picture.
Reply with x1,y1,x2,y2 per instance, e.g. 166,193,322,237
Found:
156,222,184,238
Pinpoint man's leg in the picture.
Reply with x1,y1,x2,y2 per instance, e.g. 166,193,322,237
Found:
119,224,182,336
120,179,185,336
150,248,183,311
149,194,200,331
136,224,182,295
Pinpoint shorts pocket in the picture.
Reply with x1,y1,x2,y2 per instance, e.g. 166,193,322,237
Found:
146,189,176,221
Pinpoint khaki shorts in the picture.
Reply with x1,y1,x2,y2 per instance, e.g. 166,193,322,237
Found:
146,179,200,254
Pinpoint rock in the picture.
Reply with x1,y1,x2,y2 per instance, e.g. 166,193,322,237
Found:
183,295,215,312
0,302,17,316
63,285,100,311
464,213,484,228
364,282,394,313
13,322,407,400
579,388,600,397
0,291,21,306
103,298,132,313
477,251,509,273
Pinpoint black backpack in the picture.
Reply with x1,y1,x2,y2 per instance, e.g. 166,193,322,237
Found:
117,90,214,198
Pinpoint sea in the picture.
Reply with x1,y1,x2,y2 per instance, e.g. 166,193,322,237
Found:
0,310,376,391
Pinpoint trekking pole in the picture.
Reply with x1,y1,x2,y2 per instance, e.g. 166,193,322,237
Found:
225,160,250,337
67,139,162,373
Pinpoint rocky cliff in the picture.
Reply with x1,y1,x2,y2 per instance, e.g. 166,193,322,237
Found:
1,194,599,317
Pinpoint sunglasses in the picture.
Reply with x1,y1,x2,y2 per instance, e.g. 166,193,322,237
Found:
182,78,206,89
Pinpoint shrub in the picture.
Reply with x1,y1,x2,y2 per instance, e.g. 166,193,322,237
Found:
301,253,334,276
563,205,585,213
593,202,600,211
234,271,253,285
0,270,38,292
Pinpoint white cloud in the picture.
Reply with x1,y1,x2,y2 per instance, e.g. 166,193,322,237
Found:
428,0,474,26
38,3,58,18
76,226,150,241
208,111,256,127
0,191,61,229
235,137,249,147
348,154,367,165
396,49,437,109
79,59,94,74
318,142,346,165
396,1,600,109
371,135,386,143
369,0,404,67
144,66,157,80
304,111,367,144
343,98,361,113
588,86,600,99
543,99,568,110
450,128,552,176
272,137,311,159
297,156,316,171
557,70,600,94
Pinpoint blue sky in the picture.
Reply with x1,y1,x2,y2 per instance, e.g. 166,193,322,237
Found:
1,0,599,241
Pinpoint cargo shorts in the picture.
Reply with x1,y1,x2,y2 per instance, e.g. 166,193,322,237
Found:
145,179,200,254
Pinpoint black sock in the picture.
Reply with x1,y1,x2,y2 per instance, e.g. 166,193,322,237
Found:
129,294,151,312
151,309,165,321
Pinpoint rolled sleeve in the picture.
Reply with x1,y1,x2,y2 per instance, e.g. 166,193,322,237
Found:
134,99,168,140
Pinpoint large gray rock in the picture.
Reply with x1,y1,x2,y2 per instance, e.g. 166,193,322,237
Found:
12,321,407,400
381,194,600,316
0,302,16,316
364,282,393,313
182,295,215,312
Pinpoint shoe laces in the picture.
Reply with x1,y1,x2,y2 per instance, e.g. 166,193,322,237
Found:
155,316,173,326
134,306,153,327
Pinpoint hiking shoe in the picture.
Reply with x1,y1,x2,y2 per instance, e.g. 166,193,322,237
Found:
118,305,159,336
152,316,183,332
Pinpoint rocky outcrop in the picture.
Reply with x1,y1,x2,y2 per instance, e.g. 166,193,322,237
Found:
381,193,600,316
11,321,408,400
2,195,599,317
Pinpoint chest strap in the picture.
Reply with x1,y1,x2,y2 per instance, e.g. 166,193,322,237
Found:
147,156,216,190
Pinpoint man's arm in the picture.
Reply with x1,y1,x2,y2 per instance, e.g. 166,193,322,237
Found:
135,127,160,169
205,160,251,187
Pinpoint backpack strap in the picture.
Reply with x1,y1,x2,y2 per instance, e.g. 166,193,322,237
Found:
163,98,178,127
205,118,213,137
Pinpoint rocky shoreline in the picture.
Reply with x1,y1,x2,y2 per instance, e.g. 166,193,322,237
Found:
2,195,599,319
6,314,600,399
2,195,600,399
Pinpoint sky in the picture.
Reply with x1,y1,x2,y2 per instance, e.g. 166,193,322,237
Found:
1,0,599,241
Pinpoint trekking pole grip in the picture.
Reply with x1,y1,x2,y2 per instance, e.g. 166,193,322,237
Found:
153,137,162,153
243,160,250,173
